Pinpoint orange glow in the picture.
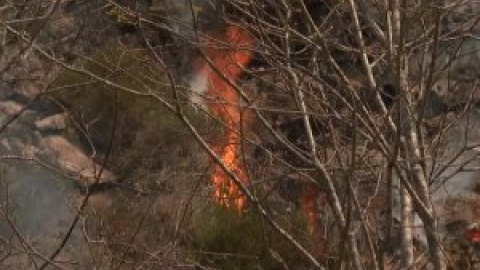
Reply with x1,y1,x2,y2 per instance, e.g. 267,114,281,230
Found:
198,26,254,210
194,26,319,230
466,227,480,243
300,183,319,233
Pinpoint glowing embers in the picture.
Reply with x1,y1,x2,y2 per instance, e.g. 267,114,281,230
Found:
198,25,254,211
211,134,249,210
466,224,480,243
300,184,321,234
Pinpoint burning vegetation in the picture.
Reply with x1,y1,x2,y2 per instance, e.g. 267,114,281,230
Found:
192,26,254,210
191,25,321,230
4,1,480,269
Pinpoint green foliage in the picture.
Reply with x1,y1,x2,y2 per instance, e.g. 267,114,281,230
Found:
187,206,272,270
48,45,218,163
185,205,323,270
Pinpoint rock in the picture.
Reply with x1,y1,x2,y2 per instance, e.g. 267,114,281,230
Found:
34,113,67,131
42,135,116,185
0,100,23,116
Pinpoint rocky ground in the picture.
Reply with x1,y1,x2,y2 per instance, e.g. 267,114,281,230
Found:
1,0,480,269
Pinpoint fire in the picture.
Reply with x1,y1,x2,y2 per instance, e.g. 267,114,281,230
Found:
466,225,480,243
300,183,320,234
192,25,319,231
195,25,254,210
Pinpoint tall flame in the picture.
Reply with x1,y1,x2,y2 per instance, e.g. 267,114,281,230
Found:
192,25,319,231
195,26,254,210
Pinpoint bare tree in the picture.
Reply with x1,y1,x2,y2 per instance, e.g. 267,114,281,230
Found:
2,0,480,269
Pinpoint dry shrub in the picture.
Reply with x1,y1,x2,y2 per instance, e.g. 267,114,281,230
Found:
184,204,332,270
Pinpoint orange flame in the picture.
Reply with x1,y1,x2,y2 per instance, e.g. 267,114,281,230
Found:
300,184,319,234
466,226,480,243
194,26,320,231
197,26,254,210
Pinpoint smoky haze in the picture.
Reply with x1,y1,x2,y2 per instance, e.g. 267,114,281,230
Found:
0,161,91,269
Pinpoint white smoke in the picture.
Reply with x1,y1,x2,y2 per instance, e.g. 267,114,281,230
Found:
0,162,92,269
395,109,480,246
155,0,216,110
159,0,214,38
188,68,208,110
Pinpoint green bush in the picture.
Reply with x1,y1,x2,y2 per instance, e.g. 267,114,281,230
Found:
186,205,272,269
185,205,325,270
48,45,219,170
